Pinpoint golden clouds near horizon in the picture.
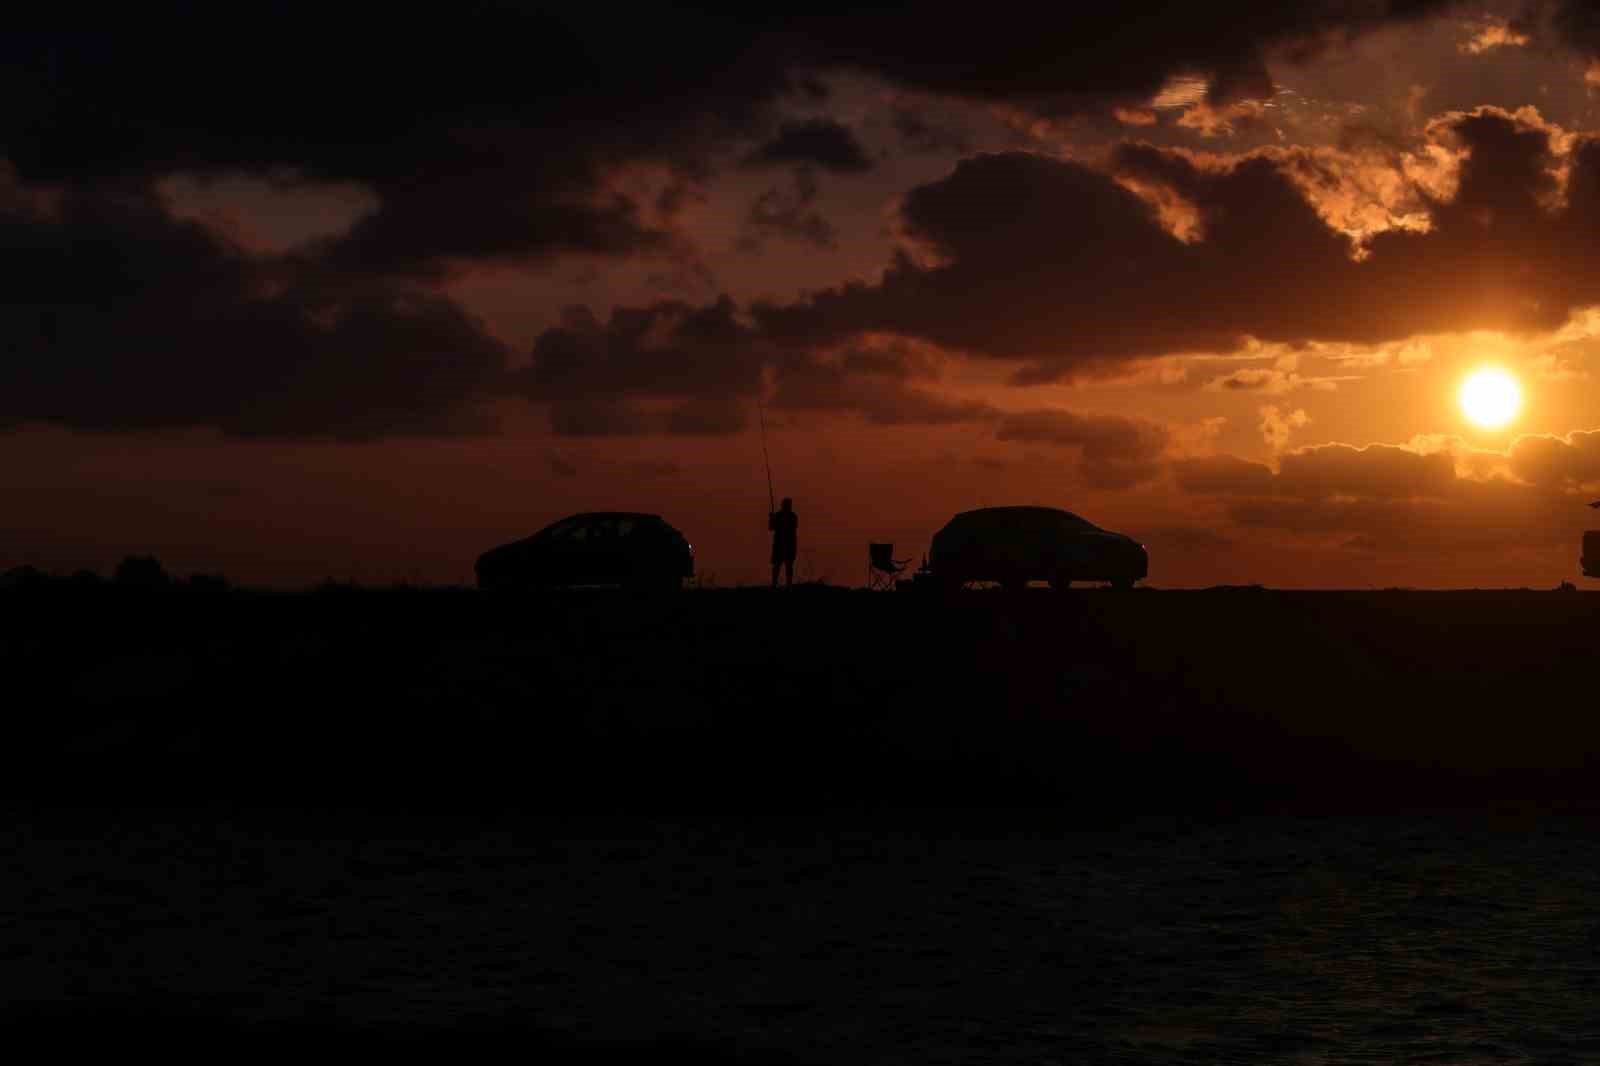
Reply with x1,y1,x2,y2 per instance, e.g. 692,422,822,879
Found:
1459,367,1522,430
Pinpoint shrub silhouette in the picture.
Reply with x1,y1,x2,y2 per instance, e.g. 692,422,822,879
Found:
114,555,170,587
0,565,48,588
187,573,230,595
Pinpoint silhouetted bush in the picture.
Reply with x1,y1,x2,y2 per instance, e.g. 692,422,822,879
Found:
0,565,48,588
114,555,170,587
186,573,231,595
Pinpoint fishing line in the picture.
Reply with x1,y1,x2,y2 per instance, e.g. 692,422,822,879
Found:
757,390,775,514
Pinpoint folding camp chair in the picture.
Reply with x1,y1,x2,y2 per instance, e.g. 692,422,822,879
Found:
867,542,912,591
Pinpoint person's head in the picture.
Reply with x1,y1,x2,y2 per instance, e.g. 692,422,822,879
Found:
781,497,792,512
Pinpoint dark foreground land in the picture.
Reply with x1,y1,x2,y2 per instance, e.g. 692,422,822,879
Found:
8,581,1600,809
8,582,1600,1060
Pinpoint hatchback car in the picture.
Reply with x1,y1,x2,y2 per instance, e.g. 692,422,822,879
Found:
927,506,1147,590
475,513,694,592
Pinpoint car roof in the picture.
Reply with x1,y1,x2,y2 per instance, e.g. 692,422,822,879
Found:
551,512,665,523
946,506,1098,527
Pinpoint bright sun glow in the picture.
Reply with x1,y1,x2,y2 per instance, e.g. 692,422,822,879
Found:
1459,367,1522,429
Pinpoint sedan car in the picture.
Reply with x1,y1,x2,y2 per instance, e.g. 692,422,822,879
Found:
475,512,694,592
927,506,1147,590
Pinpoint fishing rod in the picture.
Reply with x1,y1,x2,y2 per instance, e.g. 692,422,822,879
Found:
757,389,776,514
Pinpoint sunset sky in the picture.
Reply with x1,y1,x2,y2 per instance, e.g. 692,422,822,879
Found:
13,2,1600,587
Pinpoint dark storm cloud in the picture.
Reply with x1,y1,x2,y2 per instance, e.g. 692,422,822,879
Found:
889,108,971,155
1174,444,1456,499
0,2,1497,438
1524,1,1600,55
1173,455,1280,496
1507,430,1600,488
752,105,1600,379
1170,434,1600,553
796,2,1454,112
518,298,762,436
995,410,1170,488
525,105,1600,444
2,3,1458,276
521,294,999,435
1219,482,1579,552
2,5,794,275
745,120,873,173
753,151,1233,377
0,185,508,439
770,352,995,426
741,168,838,251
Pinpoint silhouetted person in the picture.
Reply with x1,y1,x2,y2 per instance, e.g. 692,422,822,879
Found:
769,497,798,589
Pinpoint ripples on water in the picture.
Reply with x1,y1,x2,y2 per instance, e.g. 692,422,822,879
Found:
9,813,1600,1062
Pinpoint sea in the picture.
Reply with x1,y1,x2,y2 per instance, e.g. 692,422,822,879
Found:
8,809,1600,1063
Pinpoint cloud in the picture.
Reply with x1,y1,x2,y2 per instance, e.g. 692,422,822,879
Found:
1173,455,1279,496
518,298,761,437
1171,431,1600,555
1113,107,1159,127
1175,100,1269,138
755,150,1249,377
1,4,1460,279
1218,483,1578,553
772,343,995,426
523,106,1600,445
741,167,838,250
809,3,1454,113
1176,442,1458,500
1459,17,1531,54
745,120,873,173
0,184,508,439
1507,430,1600,488
0,4,1524,441
890,107,971,153
1207,366,1347,393
1259,405,1311,449
994,409,1170,488
750,106,1600,379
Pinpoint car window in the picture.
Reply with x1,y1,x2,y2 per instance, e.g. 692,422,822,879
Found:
543,518,581,540
1054,512,1097,533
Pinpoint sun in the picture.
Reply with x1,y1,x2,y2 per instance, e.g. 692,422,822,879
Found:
1459,367,1522,429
